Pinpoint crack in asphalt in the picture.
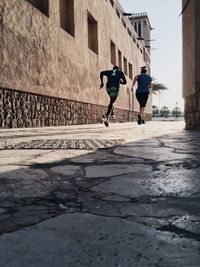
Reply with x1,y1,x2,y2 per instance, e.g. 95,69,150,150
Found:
1,135,200,245
157,225,200,242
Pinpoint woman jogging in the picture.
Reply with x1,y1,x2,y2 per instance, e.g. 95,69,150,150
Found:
131,66,152,125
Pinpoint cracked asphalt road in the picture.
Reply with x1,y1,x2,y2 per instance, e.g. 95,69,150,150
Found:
0,121,200,267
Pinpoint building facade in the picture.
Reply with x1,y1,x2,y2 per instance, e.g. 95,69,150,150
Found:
182,0,200,129
0,0,152,128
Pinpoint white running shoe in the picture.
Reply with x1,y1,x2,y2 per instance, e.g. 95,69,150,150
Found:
102,115,109,127
110,114,116,119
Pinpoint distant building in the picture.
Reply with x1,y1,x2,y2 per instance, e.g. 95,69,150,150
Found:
129,12,152,73
0,0,152,128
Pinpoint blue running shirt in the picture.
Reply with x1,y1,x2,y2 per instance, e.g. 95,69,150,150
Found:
136,74,152,93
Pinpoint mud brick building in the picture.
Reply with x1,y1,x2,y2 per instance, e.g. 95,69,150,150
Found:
0,0,152,128
182,0,200,129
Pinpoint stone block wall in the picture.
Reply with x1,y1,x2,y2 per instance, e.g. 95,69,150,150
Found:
185,94,200,130
0,87,151,128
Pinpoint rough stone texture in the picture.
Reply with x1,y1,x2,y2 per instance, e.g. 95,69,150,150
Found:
0,87,150,128
182,0,200,129
0,0,152,129
185,93,200,129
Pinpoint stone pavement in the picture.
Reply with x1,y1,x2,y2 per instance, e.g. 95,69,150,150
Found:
0,121,200,267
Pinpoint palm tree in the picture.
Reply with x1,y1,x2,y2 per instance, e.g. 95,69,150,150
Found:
160,106,170,117
172,107,182,118
152,105,159,117
152,82,168,93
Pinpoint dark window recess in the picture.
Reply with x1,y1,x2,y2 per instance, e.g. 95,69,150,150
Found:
138,21,141,37
118,50,122,70
26,0,49,16
129,63,133,79
143,48,146,62
116,9,120,18
134,22,137,33
123,57,127,75
110,40,116,65
59,0,75,37
88,12,98,54
127,28,131,37
110,0,114,7
122,19,126,29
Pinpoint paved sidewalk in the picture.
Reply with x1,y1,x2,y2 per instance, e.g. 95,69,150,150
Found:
0,121,200,267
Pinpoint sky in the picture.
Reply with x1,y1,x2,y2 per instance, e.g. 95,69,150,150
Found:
119,0,183,110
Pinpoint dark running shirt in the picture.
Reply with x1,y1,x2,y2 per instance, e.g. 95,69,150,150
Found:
100,69,127,89
136,73,152,93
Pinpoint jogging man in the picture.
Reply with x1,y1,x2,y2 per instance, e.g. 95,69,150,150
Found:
131,66,152,125
99,66,127,127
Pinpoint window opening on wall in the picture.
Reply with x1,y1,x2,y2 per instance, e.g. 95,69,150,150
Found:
116,9,120,18
127,28,131,37
59,0,75,37
118,50,122,70
110,0,114,7
122,19,126,29
129,63,133,79
88,11,98,54
138,21,141,37
26,0,49,16
123,57,128,75
134,22,137,33
110,40,116,65
143,48,146,62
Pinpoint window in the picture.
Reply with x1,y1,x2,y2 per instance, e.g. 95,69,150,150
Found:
59,0,75,37
127,28,131,37
88,12,98,54
129,63,133,79
134,22,137,33
110,0,114,7
110,40,116,65
138,21,141,37
118,50,122,70
123,57,127,75
122,19,126,29
26,0,49,16
143,48,146,62
116,9,120,18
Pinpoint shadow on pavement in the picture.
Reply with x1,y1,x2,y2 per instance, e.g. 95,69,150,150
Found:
0,129,200,266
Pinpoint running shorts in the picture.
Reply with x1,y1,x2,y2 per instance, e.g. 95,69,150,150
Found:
136,92,149,108
106,87,119,97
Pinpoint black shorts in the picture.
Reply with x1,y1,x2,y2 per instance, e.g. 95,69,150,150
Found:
136,92,149,108
106,87,119,97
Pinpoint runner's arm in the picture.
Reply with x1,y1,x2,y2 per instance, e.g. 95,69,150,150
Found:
148,78,153,88
120,73,127,85
148,80,152,88
131,76,138,91
99,71,108,88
